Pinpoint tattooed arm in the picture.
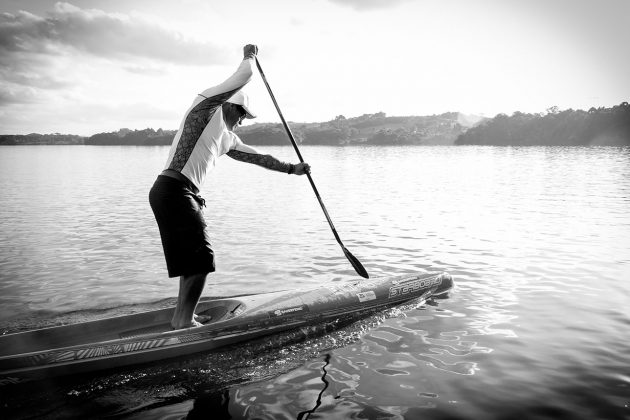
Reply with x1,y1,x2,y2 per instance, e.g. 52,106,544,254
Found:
226,149,295,173
227,142,310,175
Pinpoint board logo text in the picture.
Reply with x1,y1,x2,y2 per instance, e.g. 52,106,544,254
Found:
388,276,442,298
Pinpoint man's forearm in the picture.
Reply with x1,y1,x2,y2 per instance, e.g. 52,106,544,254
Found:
226,150,294,173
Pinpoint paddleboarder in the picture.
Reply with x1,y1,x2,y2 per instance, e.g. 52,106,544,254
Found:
149,44,310,329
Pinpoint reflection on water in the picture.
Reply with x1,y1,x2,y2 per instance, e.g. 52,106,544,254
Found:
295,354,331,420
1,145,630,419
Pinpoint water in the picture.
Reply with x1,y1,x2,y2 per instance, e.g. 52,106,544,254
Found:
1,145,629,419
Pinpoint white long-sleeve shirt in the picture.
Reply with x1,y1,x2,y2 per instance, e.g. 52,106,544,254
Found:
163,58,254,190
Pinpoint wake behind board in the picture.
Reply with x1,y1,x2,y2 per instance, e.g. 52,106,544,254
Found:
0,272,453,385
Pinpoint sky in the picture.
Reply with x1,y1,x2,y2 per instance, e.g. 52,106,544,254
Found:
0,0,628,135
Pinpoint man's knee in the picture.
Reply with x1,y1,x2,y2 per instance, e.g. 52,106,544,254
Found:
182,272,209,283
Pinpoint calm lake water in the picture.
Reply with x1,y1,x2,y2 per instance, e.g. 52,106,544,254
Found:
1,145,629,419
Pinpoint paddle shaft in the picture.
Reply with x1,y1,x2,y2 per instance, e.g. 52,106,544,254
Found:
255,57,368,278
255,58,342,243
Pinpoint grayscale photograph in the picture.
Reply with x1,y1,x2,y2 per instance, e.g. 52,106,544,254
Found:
0,0,628,419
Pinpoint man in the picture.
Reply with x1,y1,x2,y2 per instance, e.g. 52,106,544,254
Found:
149,44,310,329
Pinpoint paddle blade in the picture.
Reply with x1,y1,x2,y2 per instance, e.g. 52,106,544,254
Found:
342,246,369,278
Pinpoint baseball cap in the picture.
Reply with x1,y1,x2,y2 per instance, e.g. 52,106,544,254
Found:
226,90,256,119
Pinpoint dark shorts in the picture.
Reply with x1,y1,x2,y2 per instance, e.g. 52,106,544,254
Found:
149,175,215,278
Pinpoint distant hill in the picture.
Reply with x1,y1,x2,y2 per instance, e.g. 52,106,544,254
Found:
0,133,84,145
0,129,175,146
455,102,630,146
0,112,484,146
238,112,486,146
3,104,628,146
85,128,175,145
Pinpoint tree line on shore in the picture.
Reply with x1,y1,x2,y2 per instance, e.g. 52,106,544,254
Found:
237,112,471,146
0,112,470,146
1,103,628,146
455,102,630,146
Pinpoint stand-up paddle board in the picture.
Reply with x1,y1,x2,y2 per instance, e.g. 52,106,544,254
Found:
0,272,453,385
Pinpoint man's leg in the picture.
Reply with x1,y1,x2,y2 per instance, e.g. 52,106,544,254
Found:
171,272,208,329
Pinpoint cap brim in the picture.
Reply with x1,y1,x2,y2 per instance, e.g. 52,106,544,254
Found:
242,106,256,119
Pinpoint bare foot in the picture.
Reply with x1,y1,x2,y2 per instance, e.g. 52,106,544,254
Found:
194,314,212,324
171,319,204,330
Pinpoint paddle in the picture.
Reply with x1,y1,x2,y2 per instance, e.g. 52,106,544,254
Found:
255,57,369,279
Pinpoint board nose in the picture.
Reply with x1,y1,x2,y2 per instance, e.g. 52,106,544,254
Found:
434,273,454,296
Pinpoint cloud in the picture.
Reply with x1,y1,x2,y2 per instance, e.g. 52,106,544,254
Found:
0,85,41,106
0,58,72,89
327,0,411,11
0,3,229,64
0,2,230,106
0,45,73,105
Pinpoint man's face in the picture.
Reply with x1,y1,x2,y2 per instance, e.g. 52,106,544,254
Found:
224,103,247,131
